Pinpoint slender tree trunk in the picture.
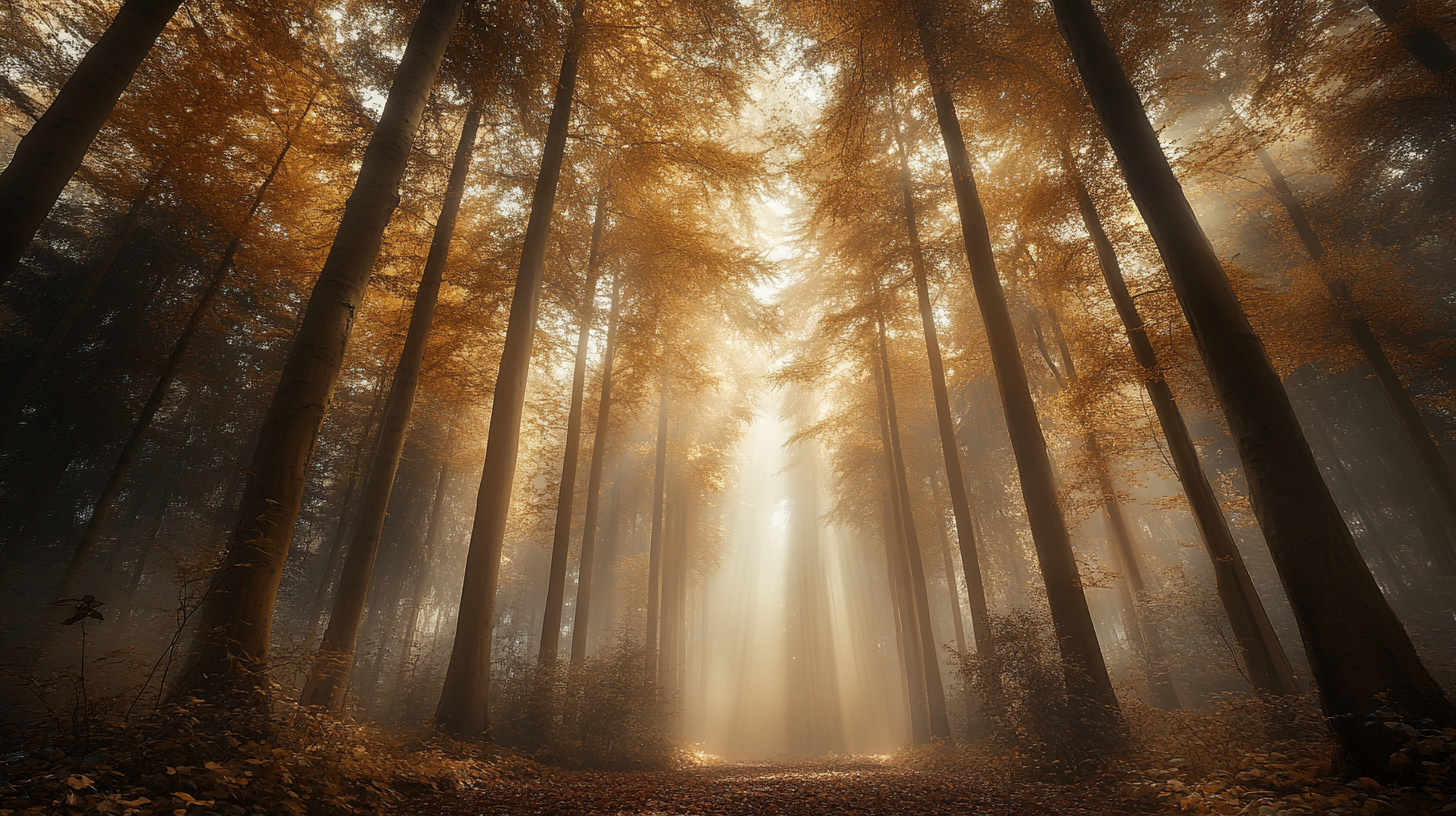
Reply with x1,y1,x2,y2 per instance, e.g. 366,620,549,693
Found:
1235,116,1456,556
571,273,623,665
875,360,932,745
928,476,967,654
877,316,953,740
1053,0,1455,774
891,112,994,656
645,371,670,677
589,456,627,650
60,113,309,599
1366,0,1456,79
435,0,584,736
0,158,172,439
0,426,80,561
1058,141,1298,695
0,0,184,281
303,106,480,711
659,488,685,699
915,0,1122,734
540,192,607,664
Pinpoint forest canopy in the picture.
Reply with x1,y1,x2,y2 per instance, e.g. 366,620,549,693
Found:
1,0,1455,814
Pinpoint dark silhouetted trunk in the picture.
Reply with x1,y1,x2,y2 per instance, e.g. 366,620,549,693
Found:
1235,114,1456,562
302,106,480,712
1058,140,1297,695
927,476,967,654
434,0,584,736
916,0,1122,736
0,157,171,439
877,315,952,741
1366,0,1456,78
540,191,607,665
0,0,184,281
571,273,623,665
875,356,931,745
1053,0,1455,774
891,111,993,656
176,0,464,697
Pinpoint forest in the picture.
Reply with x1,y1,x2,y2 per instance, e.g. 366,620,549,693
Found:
1,0,1454,813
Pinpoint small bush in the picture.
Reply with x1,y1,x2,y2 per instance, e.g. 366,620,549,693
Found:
489,638,680,770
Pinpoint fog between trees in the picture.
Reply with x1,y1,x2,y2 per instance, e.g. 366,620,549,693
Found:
2,0,1456,812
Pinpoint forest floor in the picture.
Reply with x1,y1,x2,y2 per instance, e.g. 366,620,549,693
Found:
403,755,1164,815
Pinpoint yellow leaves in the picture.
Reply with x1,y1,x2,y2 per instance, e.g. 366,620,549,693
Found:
64,774,94,789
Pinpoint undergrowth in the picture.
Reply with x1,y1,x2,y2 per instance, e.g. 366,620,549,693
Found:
0,693,542,815
901,611,1456,815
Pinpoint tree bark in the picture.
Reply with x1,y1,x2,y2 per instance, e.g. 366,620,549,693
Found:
539,191,607,665
0,157,172,439
1366,0,1456,79
433,0,585,736
891,111,994,657
915,0,1122,735
1053,0,1455,774
877,315,953,741
571,272,623,665
0,0,184,282
874,356,932,745
1234,115,1456,561
928,476,968,654
175,0,464,697
302,106,481,712
1058,140,1298,695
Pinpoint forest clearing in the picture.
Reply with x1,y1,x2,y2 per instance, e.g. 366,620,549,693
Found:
2,0,1455,813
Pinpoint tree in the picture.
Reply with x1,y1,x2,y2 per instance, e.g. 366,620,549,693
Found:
915,0,1122,736
174,0,465,696
0,0,185,282
435,0,586,736
301,104,482,711
1051,0,1456,774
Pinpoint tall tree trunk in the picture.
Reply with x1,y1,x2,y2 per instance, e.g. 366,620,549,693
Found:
434,0,584,736
1053,0,1455,774
928,476,967,654
1058,139,1297,695
60,111,309,599
645,371,670,678
0,157,172,439
875,359,932,745
540,192,607,665
571,273,623,665
915,0,1122,734
891,111,994,656
659,488,685,700
1231,111,1456,559
877,316,953,741
1366,0,1456,79
0,0,184,282
176,0,464,697
588,456,627,651
303,106,481,712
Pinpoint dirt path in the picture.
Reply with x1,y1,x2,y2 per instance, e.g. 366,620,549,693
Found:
415,756,1163,815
